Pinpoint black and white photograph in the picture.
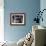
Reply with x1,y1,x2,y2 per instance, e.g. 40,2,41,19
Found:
10,13,25,25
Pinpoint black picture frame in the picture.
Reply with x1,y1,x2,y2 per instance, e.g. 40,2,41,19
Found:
10,13,25,26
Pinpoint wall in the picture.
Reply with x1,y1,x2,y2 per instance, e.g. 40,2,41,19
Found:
4,0,40,42
40,0,46,27
0,0,4,42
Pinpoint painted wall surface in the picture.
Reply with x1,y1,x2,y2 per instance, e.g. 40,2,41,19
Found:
0,0,4,42
40,0,46,27
4,0,40,42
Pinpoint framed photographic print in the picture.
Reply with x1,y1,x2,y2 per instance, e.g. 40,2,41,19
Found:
10,13,25,26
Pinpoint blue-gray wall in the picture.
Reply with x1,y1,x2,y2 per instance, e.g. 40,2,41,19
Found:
4,0,40,42
40,0,46,27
